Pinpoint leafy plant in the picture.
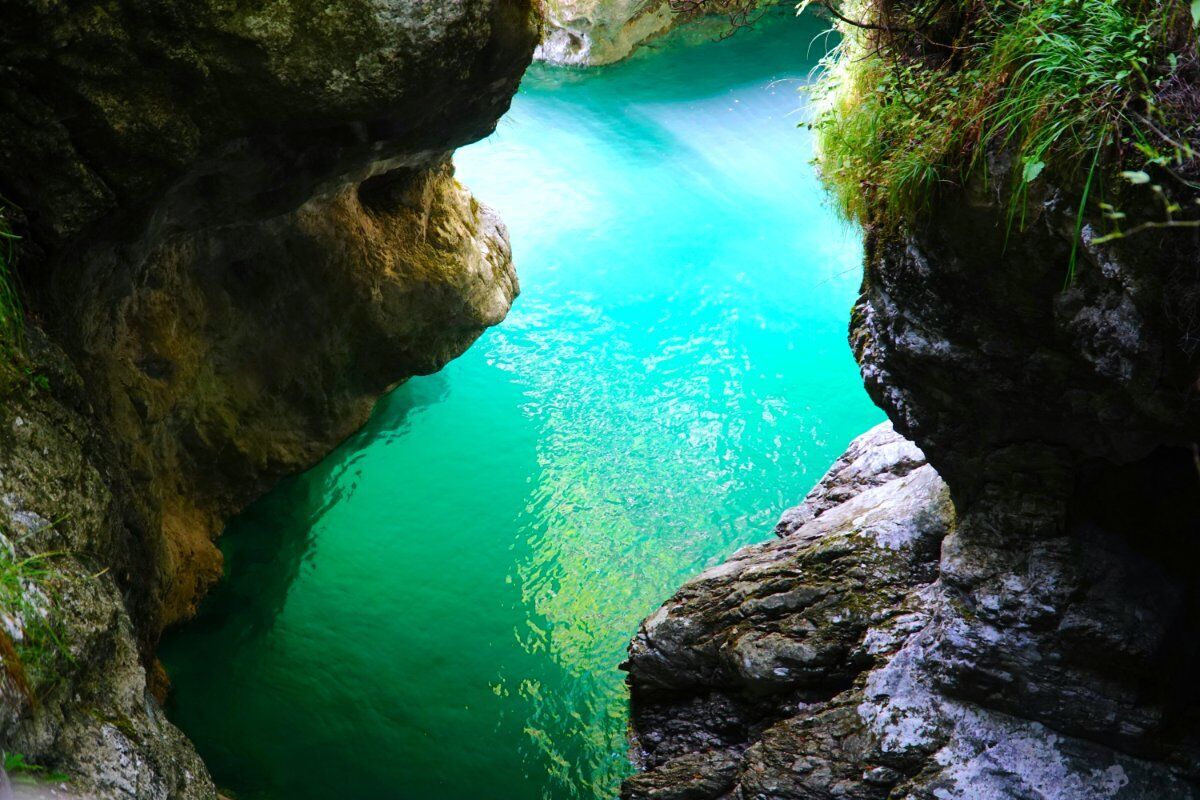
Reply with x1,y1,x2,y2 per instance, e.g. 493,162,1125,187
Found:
0,539,72,702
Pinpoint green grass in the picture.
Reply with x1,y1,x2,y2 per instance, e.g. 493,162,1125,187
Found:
0,209,21,357
0,539,71,704
3,752,71,783
809,0,1188,247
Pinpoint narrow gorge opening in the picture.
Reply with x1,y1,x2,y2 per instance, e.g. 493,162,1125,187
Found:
158,12,881,800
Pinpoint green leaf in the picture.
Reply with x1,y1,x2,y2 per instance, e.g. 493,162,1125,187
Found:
1192,0,1200,26
1022,159,1046,183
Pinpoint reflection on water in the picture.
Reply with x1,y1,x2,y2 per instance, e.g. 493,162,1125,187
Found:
161,12,881,800
173,376,452,649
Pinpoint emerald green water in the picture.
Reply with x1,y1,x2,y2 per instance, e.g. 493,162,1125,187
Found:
161,15,880,800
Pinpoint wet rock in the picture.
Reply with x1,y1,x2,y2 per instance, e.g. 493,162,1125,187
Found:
624,423,1200,798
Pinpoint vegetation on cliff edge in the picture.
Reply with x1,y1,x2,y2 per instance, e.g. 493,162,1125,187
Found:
806,0,1200,257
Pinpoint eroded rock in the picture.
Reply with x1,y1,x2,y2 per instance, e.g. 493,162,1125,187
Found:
537,0,684,65
0,335,213,800
624,423,1200,798
1,0,538,635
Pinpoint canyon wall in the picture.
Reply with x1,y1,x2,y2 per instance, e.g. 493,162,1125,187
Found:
624,2,1200,797
0,1,539,795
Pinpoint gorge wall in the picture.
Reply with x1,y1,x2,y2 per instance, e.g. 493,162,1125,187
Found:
623,1,1200,798
0,1,538,796
5,0,1199,798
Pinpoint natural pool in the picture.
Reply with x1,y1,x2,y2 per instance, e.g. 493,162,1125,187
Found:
160,13,882,800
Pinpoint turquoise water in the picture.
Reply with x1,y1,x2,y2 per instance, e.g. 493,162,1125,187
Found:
161,14,880,800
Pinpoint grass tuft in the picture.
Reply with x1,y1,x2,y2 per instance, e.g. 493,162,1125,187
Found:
0,208,21,357
0,535,71,704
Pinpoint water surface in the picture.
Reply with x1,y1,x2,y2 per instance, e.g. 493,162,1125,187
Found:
162,15,880,800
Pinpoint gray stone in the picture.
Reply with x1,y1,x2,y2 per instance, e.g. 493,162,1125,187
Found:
624,424,1200,798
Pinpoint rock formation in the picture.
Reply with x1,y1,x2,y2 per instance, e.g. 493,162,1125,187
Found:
536,0,745,66
624,423,1200,798
624,1,1200,796
537,0,684,65
0,1,539,795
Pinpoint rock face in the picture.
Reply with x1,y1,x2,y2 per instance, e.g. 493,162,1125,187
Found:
537,0,684,65
624,423,1200,798
1,335,213,800
0,0,538,795
853,179,1200,509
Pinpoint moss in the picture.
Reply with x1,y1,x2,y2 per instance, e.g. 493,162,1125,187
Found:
83,707,139,740
809,0,1193,239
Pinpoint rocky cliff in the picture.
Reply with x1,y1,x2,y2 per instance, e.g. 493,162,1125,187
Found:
624,1,1200,797
0,1,538,796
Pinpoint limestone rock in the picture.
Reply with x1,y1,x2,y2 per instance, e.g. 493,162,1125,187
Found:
0,335,214,800
627,8,1200,794
0,0,538,634
537,0,683,65
619,422,1200,796
623,423,1200,798
68,157,520,632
